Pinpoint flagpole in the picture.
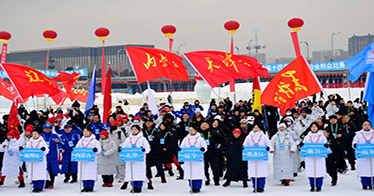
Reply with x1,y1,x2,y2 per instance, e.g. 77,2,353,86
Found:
0,63,26,103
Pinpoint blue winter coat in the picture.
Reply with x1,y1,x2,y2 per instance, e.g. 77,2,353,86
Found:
179,105,195,118
56,126,83,136
90,121,106,140
41,132,63,175
60,131,80,174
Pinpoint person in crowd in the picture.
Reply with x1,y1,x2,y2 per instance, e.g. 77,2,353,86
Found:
192,100,204,112
180,102,195,118
243,123,271,193
340,114,358,170
60,124,80,183
180,126,207,193
270,123,296,186
90,114,106,140
98,131,117,188
76,127,102,192
158,122,174,183
326,101,339,119
107,120,127,183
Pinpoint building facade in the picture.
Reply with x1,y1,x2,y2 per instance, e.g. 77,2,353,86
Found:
349,34,374,56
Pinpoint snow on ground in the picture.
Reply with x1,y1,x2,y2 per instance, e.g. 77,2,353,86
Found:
0,157,373,195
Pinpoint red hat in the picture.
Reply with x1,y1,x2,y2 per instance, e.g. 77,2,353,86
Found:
110,121,118,127
122,114,129,120
63,114,69,119
116,116,124,123
99,131,108,138
25,127,33,133
6,131,17,139
56,113,63,119
26,124,34,130
47,117,56,124
133,116,141,121
161,108,168,112
232,128,241,135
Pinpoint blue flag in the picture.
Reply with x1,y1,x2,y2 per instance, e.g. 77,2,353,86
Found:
364,72,374,124
346,42,374,81
85,67,96,115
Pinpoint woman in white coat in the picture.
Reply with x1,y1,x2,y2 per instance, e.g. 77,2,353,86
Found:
352,120,374,190
243,123,271,193
121,125,150,193
25,129,50,193
0,131,25,188
270,123,296,186
180,126,207,193
302,122,328,192
75,127,102,192
98,131,117,187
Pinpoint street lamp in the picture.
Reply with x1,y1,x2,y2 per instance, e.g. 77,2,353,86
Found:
253,28,266,61
331,32,341,57
246,39,253,56
300,41,310,60
177,43,187,55
235,46,240,54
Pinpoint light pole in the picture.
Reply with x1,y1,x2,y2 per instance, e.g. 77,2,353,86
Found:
246,39,253,56
235,46,240,54
331,32,341,57
300,41,310,60
177,43,187,55
253,28,266,63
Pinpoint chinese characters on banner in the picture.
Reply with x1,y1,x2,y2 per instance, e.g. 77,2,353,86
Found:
183,51,270,88
261,56,323,115
125,47,189,83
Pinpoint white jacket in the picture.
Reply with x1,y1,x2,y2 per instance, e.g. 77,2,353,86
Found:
302,131,327,178
0,138,21,177
76,134,102,180
352,129,374,177
26,136,50,181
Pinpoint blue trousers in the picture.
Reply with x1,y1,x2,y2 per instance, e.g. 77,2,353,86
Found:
132,181,143,189
361,177,374,186
83,180,95,189
32,180,44,189
188,180,203,190
308,177,323,188
251,177,266,189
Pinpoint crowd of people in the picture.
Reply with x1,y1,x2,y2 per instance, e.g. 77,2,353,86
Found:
0,94,372,193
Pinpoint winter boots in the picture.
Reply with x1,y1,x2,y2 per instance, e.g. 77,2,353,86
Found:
222,181,231,187
147,181,154,190
243,180,248,188
131,187,142,193
176,166,184,180
120,182,129,190
168,169,174,176
18,181,25,188
70,174,77,183
63,174,70,183
161,175,167,183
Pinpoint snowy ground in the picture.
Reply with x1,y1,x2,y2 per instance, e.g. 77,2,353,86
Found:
0,157,372,195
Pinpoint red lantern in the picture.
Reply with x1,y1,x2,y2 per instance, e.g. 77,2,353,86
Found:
43,30,58,42
0,31,11,43
95,27,110,40
288,18,304,31
224,20,240,33
161,25,177,38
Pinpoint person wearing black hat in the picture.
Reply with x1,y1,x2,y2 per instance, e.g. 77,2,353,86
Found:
193,100,204,112
326,115,348,174
340,115,358,170
180,102,194,118
142,118,163,189
224,97,233,111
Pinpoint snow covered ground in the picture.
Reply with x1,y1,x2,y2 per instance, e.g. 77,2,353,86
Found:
0,157,373,195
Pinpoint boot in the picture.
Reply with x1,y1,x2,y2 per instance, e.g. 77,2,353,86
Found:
147,181,154,190
70,174,77,183
310,185,315,192
214,180,220,186
205,181,210,186
316,187,322,192
161,175,167,183
63,174,70,183
107,183,113,187
18,181,25,188
222,180,231,187
44,181,50,189
120,182,128,190
136,187,142,193
168,169,174,176
176,166,184,180
351,164,356,171
243,180,248,188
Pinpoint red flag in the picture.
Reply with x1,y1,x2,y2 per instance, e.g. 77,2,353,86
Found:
8,97,20,130
0,78,28,103
125,47,189,83
1,43,8,65
261,56,323,114
183,51,270,88
0,63,62,103
53,71,81,104
103,69,112,123
68,89,98,103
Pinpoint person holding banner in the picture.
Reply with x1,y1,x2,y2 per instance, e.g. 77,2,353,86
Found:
98,130,117,187
180,126,207,193
25,129,50,193
243,123,271,193
121,125,150,193
269,123,296,186
0,131,25,188
60,124,80,183
76,127,102,192
301,122,328,192
352,120,374,190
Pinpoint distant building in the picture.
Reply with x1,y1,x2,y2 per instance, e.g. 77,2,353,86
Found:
248,53,266,64
312,49,350,63
275,57,294,64
349,34,374,56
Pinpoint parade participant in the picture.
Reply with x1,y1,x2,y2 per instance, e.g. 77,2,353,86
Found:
90,114,106,140
0,131,25,188
352,120,374,190
180,126,207,193
312,101,325,119
25,129,49,193
76,127,102,192
178,113,192,140
98,131,117,188
60,124,80,183
121,125,150,193
108,120,126,183
221,128,248,188
180,102,195,118
326,101,339,119
302,122,328,192
243,123,271,193
41,123,63,189
341,114,358,170
158,122,174,183
270,123,296,186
